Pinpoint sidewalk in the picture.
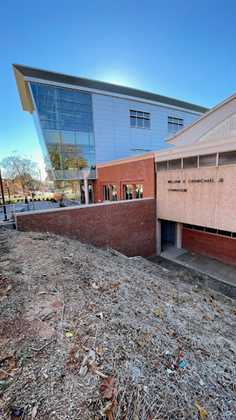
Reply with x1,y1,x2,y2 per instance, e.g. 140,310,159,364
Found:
153,246,236,299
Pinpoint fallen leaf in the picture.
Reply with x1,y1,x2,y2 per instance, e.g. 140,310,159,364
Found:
111,283,120,289
100,375,117,400
65,331,74,338
95,345,104,356
154,308,161,317
0,355,17,380
31,405,38,419
101,400,115,420
195,401,208,419
94,369,108,378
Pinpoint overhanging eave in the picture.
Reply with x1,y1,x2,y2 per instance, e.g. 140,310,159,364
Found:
13,65,34,113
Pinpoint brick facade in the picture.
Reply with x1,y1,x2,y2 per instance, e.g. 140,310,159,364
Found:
94,154,155,202
182,228,236,266
16,199,156,258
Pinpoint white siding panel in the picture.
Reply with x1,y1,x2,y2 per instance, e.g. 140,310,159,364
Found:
92,93,200,163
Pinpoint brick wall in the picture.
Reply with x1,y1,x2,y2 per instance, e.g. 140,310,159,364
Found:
94,155,155,202
16,199,156,257
183,228,236,266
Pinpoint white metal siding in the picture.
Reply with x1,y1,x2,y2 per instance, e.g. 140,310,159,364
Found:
92,93,201,163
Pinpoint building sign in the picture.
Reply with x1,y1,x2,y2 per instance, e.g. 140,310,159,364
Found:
167,177,224,192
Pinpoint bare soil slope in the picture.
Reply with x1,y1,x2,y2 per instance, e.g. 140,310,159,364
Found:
0,230,235,419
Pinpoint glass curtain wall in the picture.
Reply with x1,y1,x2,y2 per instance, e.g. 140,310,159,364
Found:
30,83,96,185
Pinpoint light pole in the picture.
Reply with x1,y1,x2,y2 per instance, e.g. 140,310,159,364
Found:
0,169,8,222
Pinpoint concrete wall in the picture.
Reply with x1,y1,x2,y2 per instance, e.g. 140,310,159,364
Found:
183,228,236,266
16,199,156,258
94,155,155,202
156,165,236,232
92,93,200,163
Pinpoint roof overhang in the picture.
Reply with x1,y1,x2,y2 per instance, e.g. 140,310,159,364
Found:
155,137,236,162
166,93,236,146
13,64,208,115
13,65,34,112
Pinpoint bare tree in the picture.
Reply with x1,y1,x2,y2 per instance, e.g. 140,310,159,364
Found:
1,154,40,195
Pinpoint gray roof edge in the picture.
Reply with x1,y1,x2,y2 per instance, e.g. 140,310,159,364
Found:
13,64,208,113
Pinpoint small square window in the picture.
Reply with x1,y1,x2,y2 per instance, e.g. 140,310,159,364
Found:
168,116,184,133
130,110,150,129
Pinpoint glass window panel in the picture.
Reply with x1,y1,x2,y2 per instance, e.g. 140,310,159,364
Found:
156,161,168,172
218,151,236,165
61,131,76,145
130,116,136,127
168,159,182,170
144,118,150,128
199,154,217,167
30,82,96,179
135,184,143,198
44,130,61,144
183,156,198,169
137,118,143,128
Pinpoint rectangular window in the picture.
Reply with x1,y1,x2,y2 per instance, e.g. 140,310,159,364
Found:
103,185,110,201
130,110,150,129
156,161,168,172
183,156,198,169
218,151,236,166
168,159,182,170
123,184,133,200
111,185,117,201
199,154,217,167
168,116,184,133
135,184,143,198
103,184,117,201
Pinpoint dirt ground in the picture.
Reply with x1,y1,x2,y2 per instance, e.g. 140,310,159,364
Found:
0,229,235,420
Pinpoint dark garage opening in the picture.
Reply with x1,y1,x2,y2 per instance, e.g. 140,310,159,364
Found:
161,220,176,251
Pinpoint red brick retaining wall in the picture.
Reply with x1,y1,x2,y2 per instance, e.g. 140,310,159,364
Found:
16,199,156,257
183,228,236,266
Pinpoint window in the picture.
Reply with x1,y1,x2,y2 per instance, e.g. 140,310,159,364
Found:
103,184,117,201
199,154,217,167
156,161,168,172
103,185,110,201
111,185,118,201
168,116,184,133
135,184,143,198
218,151,236,166
130,110,150,129
183,156,198,169
168,159,181,170
123,184,133,200
183,223,236,239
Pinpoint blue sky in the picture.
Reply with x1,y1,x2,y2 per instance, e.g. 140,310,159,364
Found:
1,0,236,174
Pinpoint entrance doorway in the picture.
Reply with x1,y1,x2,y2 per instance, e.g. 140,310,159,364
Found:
161,220,176,251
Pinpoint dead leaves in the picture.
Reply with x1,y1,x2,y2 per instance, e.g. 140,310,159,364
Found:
100,376,117,420
100,376,117,400
0,354,17,380
153,308,162,318
0,275,12,300
195,401,208,419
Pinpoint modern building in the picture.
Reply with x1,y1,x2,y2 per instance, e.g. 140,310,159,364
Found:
13,64,207,201
155,93,236,265
89,93,236,266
